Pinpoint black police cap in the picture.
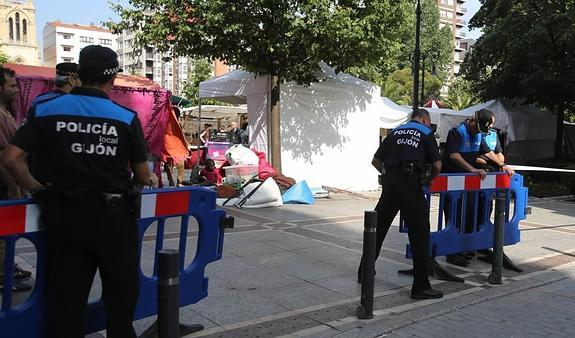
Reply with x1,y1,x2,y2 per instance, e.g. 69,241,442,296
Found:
78,45,123,77
55,62,78,76
475,109,495,134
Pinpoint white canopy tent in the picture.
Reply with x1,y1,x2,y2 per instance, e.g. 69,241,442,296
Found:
200,64,382,191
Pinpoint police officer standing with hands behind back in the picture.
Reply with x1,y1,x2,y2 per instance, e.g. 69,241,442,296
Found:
2,45,158,338
358,108,443,300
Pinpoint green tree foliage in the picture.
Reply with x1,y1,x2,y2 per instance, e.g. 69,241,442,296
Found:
181,58,219,106
382,68,442,105
0,49,10,64
348,0,453,101
443,77,479,111
461,0,575,157
397,0,453,81
110,0,412,85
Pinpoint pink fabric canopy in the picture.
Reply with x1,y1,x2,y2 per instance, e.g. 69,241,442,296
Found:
8,64,171,158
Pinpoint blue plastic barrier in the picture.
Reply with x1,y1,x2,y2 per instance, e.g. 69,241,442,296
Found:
400,173,528,258
0,186,229,337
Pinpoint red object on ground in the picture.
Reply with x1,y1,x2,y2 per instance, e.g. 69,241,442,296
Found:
253,150,277,179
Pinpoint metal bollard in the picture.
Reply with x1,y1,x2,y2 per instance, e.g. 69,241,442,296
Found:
158,250,180,338
488,192,505,285
357,211,377,320
140,250,204,338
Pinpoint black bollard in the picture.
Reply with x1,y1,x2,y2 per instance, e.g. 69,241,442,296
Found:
139,250,203,338
158,250,180,338
488,191,505,285
357,211,377,320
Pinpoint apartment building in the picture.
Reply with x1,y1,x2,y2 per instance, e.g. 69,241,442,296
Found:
117,29,230,96
436,0,467,76
42,21,116,67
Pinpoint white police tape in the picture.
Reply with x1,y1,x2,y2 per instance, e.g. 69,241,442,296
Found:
508,165,575,173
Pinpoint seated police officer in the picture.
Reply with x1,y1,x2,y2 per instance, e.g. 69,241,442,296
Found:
31,62,81,105
2,45,158,337
358,108,443,300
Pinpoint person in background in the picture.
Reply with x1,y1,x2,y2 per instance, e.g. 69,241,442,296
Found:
240,121,249,147
31,62,81,105
227,121,242,144
199,158,222,186
0,66,32,292
199,123,213,145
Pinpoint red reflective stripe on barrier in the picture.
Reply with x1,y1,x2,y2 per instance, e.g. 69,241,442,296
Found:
155,191,189,216
465,175,481,191
496,174,511,189
430,176,448,192
0,205,26,236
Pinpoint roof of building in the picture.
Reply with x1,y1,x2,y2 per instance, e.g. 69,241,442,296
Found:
3,63,162,90
46,21,111,33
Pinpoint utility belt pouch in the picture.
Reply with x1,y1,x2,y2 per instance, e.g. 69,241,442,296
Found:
32,184,61,225
102,192,124,216
420,164,433,186
126,186,142,219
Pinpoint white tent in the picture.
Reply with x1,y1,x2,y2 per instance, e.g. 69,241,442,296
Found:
200,64,382,191
374,96,465,141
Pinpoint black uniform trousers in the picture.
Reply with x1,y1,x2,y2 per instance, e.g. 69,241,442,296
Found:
361,172,432,293
44,194,139,338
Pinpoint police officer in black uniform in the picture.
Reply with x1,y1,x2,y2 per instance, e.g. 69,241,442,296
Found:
358,108,443,299
2,45,157,337
31,62,81,105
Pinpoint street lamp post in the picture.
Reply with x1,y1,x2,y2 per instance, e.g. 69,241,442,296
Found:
412,0,422,113
420,48,440,106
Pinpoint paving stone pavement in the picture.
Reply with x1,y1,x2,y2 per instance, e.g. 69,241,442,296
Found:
6,191,575,338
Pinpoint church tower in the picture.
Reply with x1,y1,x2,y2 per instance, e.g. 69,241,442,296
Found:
0,0,40,65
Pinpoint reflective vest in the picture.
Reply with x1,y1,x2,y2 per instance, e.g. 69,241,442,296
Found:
456,123,482,153
484,129,498,152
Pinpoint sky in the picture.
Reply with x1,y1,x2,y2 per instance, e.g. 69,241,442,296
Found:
34,0,483,52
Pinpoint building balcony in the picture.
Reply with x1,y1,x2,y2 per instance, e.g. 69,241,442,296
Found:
456,18,467,26
146,52,154,60
146,67,153,74
456,6,467,14
456,30,467,38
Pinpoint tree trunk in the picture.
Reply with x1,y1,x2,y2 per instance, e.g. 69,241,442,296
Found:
270,73,282,172
554,103,565,160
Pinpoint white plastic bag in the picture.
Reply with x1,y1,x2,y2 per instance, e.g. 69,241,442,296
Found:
225,144,259,166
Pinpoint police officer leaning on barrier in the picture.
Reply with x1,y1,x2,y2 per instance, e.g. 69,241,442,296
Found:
358,108,443,300
2,45,158,338
443,109,514,267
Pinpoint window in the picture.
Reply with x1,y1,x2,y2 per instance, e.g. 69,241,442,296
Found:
8,18,13,40
63,34,71,39
63,46,72,52
80,36,94,43
22,19,27,42
15,13,20,41
100,38,112,46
